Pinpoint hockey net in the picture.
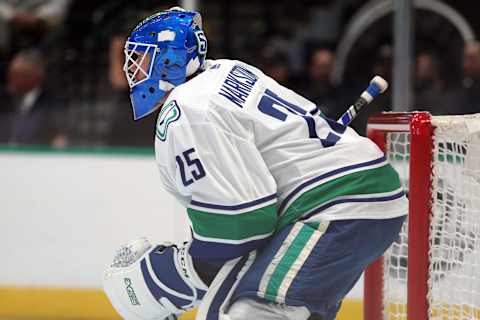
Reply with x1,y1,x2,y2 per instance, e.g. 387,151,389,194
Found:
364,112,480,320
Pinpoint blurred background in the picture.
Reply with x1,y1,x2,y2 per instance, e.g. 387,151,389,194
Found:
0,0,478,148
1,1,479,319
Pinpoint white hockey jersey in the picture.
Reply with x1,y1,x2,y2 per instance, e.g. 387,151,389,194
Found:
154,59,407,261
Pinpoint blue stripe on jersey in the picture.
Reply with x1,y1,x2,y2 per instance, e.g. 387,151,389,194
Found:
191,193,277,211
300,190,405,221
205,256,250,320
278,156,387,213
189,236,270,261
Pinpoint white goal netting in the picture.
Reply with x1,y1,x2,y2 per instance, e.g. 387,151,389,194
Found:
382,115,480,320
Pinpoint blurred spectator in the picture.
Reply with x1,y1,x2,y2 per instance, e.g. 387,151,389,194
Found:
416,52,445,93
310,49,335,85
259,47,292,87
0,0,70,50
0,0,70,83
287,0,362,73
0,1,475,147
414,51,459,115
0,50,66,145
300,48,340,118
350,45,393,135
463,42,480,80
372,45,393,82
460,41,480,114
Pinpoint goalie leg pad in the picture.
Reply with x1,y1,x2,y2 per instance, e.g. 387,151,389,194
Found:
225,298,311,320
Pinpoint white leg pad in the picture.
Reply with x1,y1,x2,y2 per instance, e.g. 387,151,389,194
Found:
225,298,311,320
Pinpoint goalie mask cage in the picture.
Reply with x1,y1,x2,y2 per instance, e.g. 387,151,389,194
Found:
364,112,480,320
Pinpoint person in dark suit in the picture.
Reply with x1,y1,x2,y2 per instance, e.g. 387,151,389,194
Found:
0,50,66,145
459,42,480,115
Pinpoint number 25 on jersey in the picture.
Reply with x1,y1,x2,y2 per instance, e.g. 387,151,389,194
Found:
176,148,206,186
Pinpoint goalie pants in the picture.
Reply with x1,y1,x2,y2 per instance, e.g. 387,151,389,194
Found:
229,215,406,320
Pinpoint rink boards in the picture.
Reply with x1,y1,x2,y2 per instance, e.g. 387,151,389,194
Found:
0,147,363,320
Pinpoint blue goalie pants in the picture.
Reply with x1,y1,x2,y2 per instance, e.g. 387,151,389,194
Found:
230,215,406,319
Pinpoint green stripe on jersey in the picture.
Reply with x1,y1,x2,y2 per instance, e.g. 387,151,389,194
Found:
264,224,315,300
187,203,277,241
278,164,401,230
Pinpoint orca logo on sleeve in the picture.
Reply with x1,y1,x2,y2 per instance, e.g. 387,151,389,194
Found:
156,100,181,141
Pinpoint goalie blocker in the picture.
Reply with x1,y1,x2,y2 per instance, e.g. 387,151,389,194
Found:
103,239,208,320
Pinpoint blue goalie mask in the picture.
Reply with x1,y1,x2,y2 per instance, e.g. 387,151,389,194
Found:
124,7,208,120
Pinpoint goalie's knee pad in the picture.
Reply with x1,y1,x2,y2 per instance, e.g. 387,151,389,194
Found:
225,298,311,320
103,238,208,320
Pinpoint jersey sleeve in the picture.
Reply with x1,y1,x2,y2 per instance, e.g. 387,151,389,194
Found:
164,120,278,262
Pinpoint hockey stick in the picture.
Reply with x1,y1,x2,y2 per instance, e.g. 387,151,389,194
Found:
337,76,389,126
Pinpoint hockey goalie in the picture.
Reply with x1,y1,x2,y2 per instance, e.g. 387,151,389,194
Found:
103,7,407,320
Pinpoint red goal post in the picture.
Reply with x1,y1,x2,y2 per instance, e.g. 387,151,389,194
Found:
365,112,433,320
364,111,480,320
